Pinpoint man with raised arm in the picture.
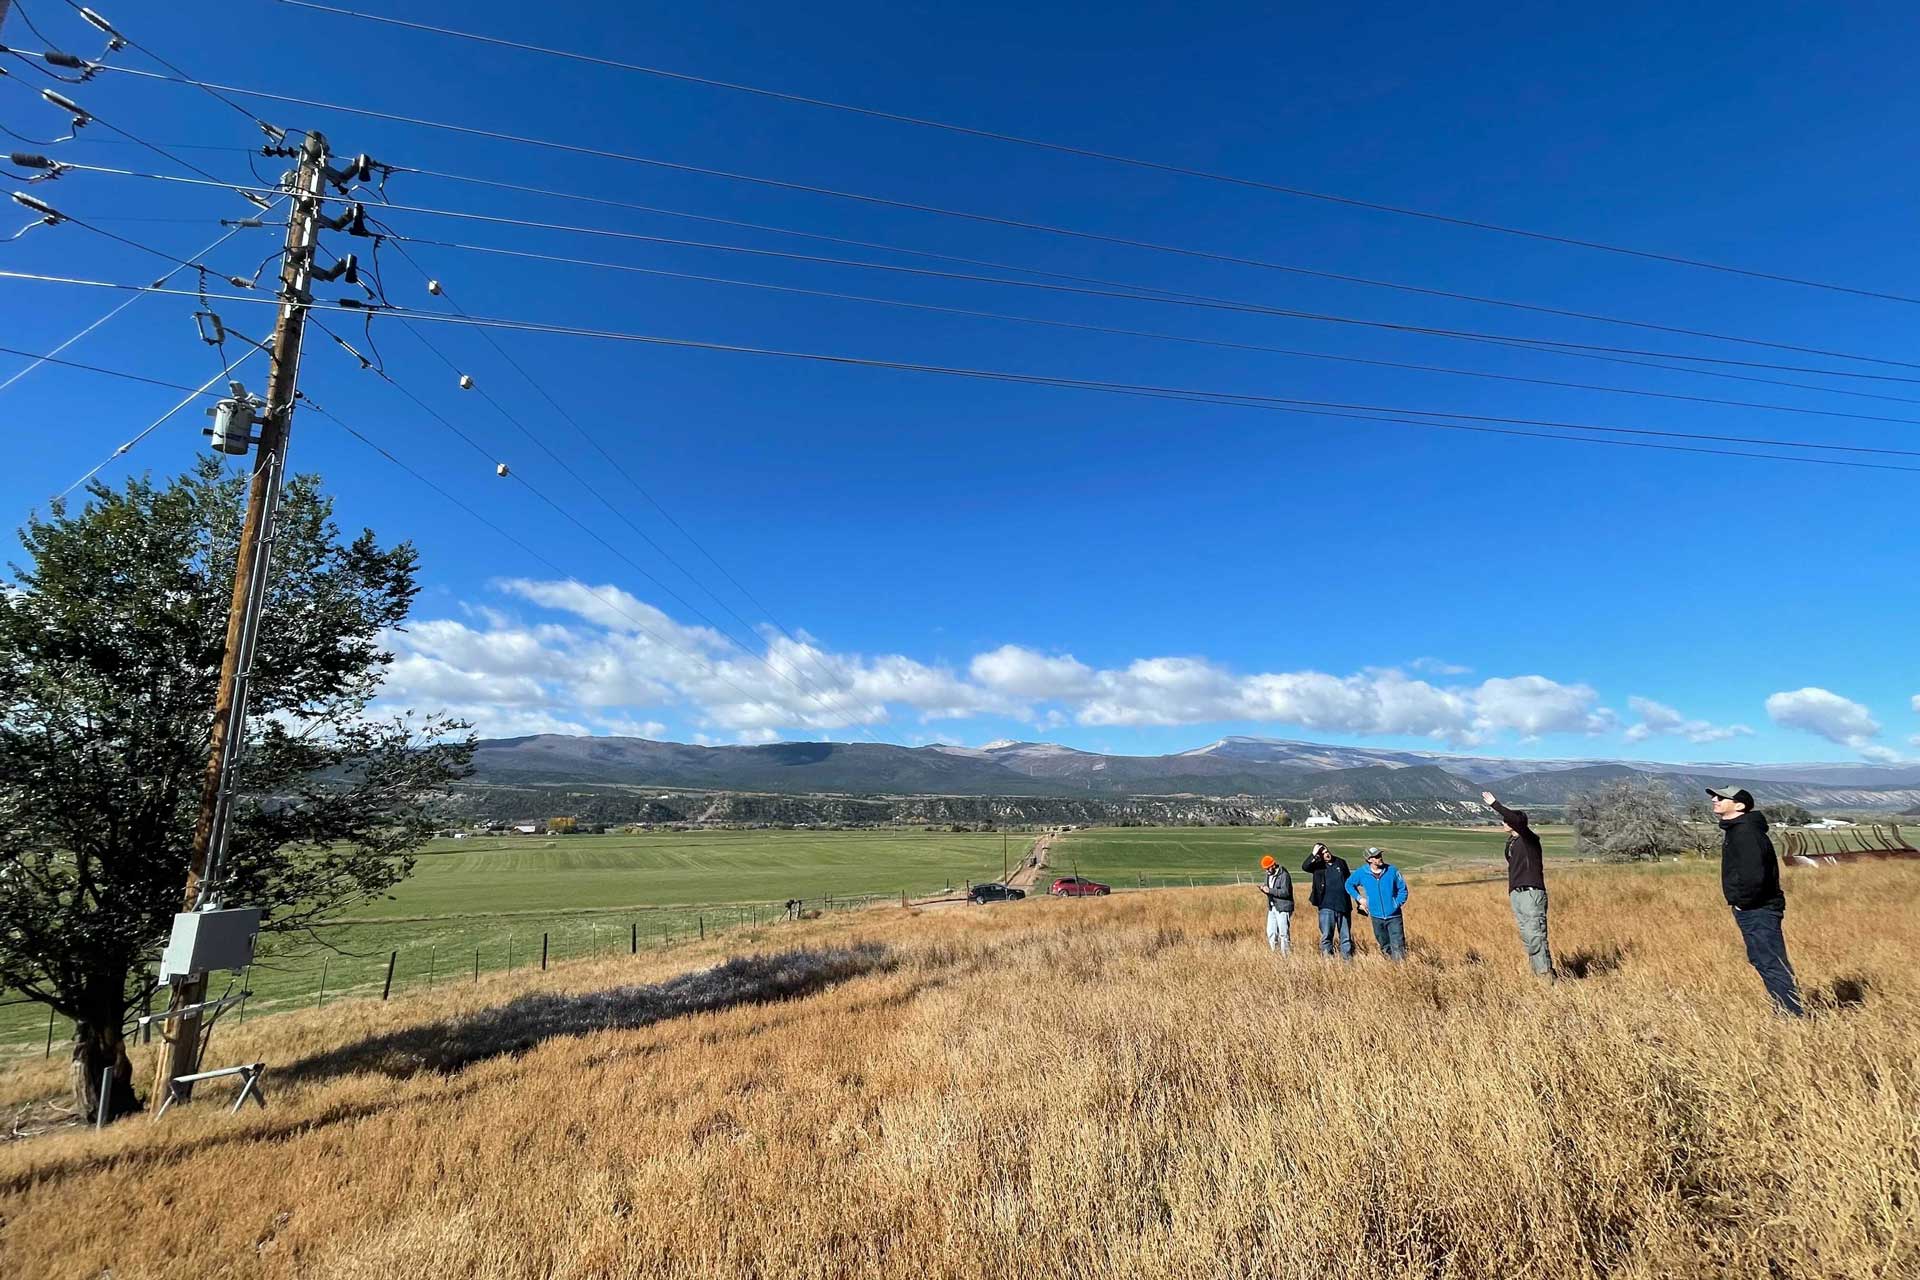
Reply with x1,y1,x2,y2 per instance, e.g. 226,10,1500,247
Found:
1482,791,1554,983
1301,843,1353,960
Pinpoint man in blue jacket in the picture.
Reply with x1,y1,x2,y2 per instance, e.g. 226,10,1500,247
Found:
1346,847,1410,961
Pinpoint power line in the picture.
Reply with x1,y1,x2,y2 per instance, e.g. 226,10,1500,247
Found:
276,0,1920,308
382,228,1920,418
368,233,884,737
61,147,1920,383
0,210,274,396
308,310,894,733
47,0,282,136
0,343,229,394
45,344,264,505
8,266,1915,473
302,388,888,730
92,63,1920,375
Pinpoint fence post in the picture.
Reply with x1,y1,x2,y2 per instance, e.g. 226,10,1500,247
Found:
46,1006,56,1058
631,921,637,955
382,951,398,1000
427,946,436,988
316,959,329,1009
541,933,549,970
699,916,704,941
95,1066,113,1130
474,948,480,982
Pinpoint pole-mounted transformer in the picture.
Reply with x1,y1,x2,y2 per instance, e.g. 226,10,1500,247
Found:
203,382,263,456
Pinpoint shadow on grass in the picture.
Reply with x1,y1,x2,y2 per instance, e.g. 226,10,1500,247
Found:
1560,944,1630,980
283,943,894,1083
1809,973,1872,1011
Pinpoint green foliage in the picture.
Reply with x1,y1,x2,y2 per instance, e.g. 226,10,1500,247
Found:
1568,777,1697,862
1765,801,1815,827
0,458,472,1106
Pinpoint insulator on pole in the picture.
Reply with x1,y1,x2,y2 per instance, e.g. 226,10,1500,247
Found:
41,90,89,121
79,8,128,51
10,191,63,222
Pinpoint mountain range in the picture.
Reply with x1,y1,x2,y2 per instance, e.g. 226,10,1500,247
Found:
463,734,1920,814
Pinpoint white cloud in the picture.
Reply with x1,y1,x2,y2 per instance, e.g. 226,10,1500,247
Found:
1622,696,1754,745
1765,687,1880,748
1409,657,1472,676
1471,676,1615,739
381,579,1635,750
969,645,1097,698
1912,694,1920,714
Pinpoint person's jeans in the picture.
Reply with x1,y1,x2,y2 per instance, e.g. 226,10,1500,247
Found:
1732,905,1805,1017
1369,914,1407,961
1317,908,1352,958
1509,888,1554,981
1266,907,1292,954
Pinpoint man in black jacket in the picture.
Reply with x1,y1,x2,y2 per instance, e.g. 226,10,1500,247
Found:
1301,843,1353,959
1482,791,1553,982
1709,786,1805,1017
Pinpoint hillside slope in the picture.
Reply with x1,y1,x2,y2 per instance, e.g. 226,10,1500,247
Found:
4,863,1916,1280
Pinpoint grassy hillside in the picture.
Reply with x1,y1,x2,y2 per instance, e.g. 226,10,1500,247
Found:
7,826,1546,1052
3,859,1913,1279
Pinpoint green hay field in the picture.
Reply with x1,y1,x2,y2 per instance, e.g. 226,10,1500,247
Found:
3,822,1557,1054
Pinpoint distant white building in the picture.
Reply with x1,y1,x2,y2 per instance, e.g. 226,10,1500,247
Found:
1805,818,1856,829
1302,810,1338,828
512,823,540,835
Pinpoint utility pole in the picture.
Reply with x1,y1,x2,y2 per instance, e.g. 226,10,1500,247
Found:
150,132,333,1110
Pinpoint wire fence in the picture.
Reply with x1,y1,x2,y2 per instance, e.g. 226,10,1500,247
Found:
0,881,977,1060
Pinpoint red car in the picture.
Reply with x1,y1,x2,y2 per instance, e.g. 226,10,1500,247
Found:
1050,876,1111,897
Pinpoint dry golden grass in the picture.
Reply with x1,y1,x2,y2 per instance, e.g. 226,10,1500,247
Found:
2,859,1916,1280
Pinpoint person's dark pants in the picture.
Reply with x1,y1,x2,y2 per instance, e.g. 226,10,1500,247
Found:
1317,908,1352,959
1732,905,1805,1017
1369,914,1407,961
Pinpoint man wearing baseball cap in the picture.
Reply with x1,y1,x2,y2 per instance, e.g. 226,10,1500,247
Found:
1345,846,1410,960
1256,854,1294,954
1708,785,1805,1016
1301,842,1354,959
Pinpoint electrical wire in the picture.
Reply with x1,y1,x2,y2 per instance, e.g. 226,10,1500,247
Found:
46,344,263,505
383,228,1920,417
49,0,279,135
0,208,276,396
0,343,229,394
309,310,893,733
276,0,1920,308
91,63,1920,372
64,156,1920,382
37,204,255,284
302,386,887,729
8,266,1915,473
371,232,895,740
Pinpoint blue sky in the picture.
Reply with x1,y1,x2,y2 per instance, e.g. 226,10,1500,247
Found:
2,0,1915,763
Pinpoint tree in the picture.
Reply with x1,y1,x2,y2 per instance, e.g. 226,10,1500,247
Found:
0,459,473,1119
1765,801,1814,827
1569,777,1697,862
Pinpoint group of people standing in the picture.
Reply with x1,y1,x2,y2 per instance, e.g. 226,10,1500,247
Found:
1253,784,1805,1016
1257,841,1411,960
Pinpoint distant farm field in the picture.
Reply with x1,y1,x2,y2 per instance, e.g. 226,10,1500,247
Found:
1057,823,1573,883
2,823,1553,1053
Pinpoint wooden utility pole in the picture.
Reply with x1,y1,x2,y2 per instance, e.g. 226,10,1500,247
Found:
151,132,330,1109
